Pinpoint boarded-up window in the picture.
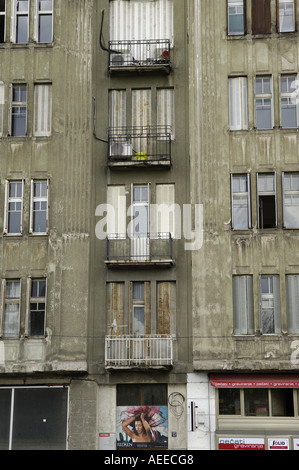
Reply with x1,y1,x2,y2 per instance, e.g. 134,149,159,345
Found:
252,0,271,34
157,88,175,138
33,84,52,137
107,282,126,335
155,184,175,236
157,281,176,335
107,185,126,235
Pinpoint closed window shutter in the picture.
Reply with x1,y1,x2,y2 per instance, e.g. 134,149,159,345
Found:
252,0,271,34
286,275,299,333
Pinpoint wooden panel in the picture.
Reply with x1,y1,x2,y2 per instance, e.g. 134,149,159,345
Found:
252,0,271,34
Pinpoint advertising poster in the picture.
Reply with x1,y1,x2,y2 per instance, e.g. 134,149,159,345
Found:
218,437,265,450
116,405,168,449
268,438,289,450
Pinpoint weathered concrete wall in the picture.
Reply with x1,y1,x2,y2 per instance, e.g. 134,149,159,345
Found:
190,0,299,371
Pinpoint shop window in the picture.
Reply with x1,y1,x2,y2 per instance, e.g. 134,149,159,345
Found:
271,389,294,416
278,0,296,32
227,0,246,35
219,389,241,415
0,387,68,450
244,389,269,416
252,0,271,34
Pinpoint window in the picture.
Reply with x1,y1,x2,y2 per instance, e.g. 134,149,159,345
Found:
30,180,48,234
286,274,299,333
28,278,46,336
13,0,29,43
33,83,52,136
219,388,241,415
10,84,27,137
227,0,246,35
255,76,273,129
229,77,248,130
282,172,299,228
0,0,5,43
244,389,269,416
280,75,298,128
117,384,167,406
2,280,21,338
4,181,23,235
0,387,68,450
252,0,271,34
260,275,281,334
132,282,145,335
36,0,53,43
257,173,277,228
231,174,251,229
233,275,254,334
0,81,4,137
278,0,295,32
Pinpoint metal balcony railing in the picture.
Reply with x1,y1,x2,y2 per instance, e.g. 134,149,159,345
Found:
105,334,173,368
106,233,173,265
108,39,171,72
108,126,171,165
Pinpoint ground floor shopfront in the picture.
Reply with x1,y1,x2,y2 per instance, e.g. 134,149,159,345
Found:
187,372,299,450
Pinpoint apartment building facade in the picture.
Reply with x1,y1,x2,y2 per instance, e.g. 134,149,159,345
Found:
188,0,299,451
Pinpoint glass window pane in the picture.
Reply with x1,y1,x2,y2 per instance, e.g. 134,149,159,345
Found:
271,389,294,416
39,0,53,11
0,389,11,450
12,388,68,450
16,16,28,43
244,389,269,416
219,389,241,415
39,15,52,43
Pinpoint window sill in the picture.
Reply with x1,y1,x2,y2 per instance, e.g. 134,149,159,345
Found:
227,31,297,41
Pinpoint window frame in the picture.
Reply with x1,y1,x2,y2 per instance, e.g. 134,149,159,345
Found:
35,0,54,43
4,180,24,235
277,0,296,33
282,172,299,228
257,172,277,229
12,0,30,44
227,0,246,36
231,174,252,229
26,277,47,337
259,274,281,334
228,76,248,130
33,82,52,137
9,83,27,137
0,0,6,43
233,275,254,335
29,179,49,235
0,279,21,338
280,74,298,129
254,76,274,130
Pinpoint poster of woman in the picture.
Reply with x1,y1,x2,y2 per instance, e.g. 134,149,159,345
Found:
116,405,168,449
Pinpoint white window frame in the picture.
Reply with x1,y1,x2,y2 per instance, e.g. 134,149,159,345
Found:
0,81,4,137
229,76,248,130
0,0,6,42
280,74,299,129
231,174,251,229
255,76,274,130
4,180,24,235
227,0,246,36
25,277,47,337
0,279,21,338
278,0,296,33
29,179,49,235
35,0,54,43
282,172,299,228
11,0,30,44
260,275,281,334
9,83,27,137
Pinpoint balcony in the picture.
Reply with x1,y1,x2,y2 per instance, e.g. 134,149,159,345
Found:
108,126,171,168
105,335,173,369
108,39,172,74
106,233,173,267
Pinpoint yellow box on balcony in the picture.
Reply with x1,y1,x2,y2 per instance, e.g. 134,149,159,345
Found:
136,152,147,161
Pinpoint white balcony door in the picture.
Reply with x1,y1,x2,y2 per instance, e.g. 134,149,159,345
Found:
131,185,149,260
